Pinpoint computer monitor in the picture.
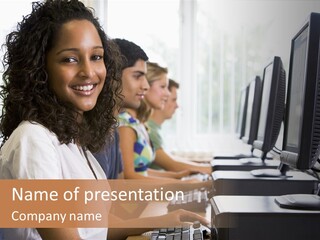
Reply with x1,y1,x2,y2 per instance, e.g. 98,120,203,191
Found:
235,86,249,139
274,12,320,210
252,56,286,161
213,83,254,160
241,76,262,147
214,77,261,160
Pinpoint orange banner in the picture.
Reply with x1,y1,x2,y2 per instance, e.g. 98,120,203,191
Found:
0,179,192,228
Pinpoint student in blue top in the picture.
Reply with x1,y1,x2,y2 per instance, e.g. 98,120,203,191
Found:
93,129,123,179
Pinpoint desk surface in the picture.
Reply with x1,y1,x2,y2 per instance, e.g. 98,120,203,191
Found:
210,195,320,240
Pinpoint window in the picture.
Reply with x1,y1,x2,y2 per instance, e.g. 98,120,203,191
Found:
103,0,320,153
105,0,180,76
0,1,34,76
2,0,320,154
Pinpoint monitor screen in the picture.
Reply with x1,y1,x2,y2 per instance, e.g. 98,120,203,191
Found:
241,76,262,145
275,12,320,211
285,27,308,151
236,87,249,139
256,64,273,141
253,56,286,160
281,12,320,170
244,82,254,139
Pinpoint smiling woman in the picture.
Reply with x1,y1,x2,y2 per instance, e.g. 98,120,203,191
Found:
46,19,107,114
0,0,122,239
0,2,210,239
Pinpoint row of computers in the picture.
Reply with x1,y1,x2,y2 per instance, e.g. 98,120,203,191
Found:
151,12,320,240
209,12,320,240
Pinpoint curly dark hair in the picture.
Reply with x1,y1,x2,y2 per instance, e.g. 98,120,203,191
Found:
0,0,123,152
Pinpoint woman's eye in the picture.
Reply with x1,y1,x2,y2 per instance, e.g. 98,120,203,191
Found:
133,74,141,79
92,55,103,61
62,57,77,63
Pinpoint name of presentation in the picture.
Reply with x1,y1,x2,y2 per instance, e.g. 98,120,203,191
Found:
12,187,184,204
10,187,184,224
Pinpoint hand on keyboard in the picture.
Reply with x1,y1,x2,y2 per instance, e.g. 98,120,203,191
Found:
155,209,210,228
181,173,210,182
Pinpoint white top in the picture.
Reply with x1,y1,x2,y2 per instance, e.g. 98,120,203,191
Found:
0,121,108,240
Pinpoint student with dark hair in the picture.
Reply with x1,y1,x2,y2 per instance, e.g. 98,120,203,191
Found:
0,0,122,238
0,11,207,236
115,40,193,180
93,38,151,180
115,46,213,195
147,79,212,174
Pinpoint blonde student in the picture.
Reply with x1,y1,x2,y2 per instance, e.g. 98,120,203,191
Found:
146,78,212,174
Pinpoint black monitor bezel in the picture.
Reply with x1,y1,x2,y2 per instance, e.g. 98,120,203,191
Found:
241,76,262,145
236,86,249,139
281,12,320,170
253,56,286,156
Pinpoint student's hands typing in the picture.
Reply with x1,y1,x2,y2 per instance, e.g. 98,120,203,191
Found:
174,169,197,179
157,209,210,228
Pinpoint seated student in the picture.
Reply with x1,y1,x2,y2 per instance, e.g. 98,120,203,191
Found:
0,2,208,239
115,39,192,181
0,0,122,238
146,79,212,174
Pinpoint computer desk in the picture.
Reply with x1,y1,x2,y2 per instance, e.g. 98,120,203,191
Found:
211,195,320,240
211,158,280,171
212,169,318,196
211,152,319,196
126,201,211,240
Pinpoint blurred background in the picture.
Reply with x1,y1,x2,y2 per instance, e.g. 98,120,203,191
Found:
1,0,320,155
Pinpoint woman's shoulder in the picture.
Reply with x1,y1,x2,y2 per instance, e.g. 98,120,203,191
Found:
15,121,54,136
118,111,140,126
0,121,59,163
5,121,58,146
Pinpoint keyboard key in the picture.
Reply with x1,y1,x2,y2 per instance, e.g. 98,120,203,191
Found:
167,189,208,212
151,222,208,240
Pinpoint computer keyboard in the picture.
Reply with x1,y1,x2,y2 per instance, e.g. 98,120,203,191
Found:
213,153,254,159
167,188,208,212
149,221,211,240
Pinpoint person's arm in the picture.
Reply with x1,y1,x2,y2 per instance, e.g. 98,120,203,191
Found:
118,126,212,190
154,148,212,174
147,167,191,179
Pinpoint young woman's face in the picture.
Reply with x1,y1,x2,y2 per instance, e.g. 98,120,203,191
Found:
145,73,170,110
46,20,106,114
